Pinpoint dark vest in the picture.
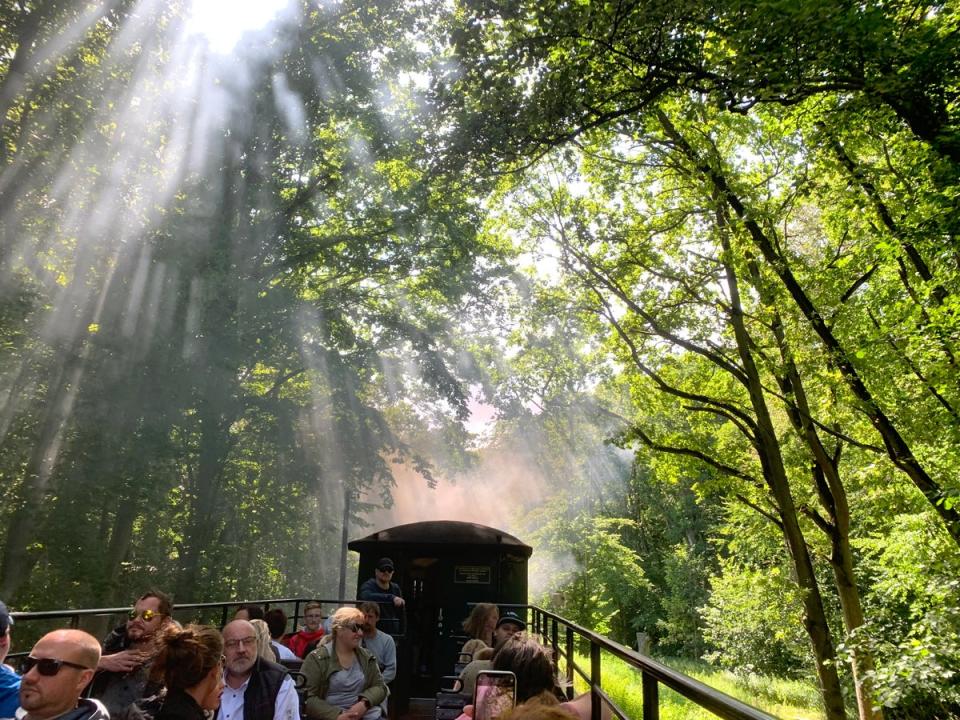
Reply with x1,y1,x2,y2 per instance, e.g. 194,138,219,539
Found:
242,658,288,720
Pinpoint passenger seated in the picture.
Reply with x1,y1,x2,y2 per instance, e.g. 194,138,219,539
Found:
17,629,105,720
457,634,611,720
358,602,396,715
302,607,387,720
234,605,265,622
90,589,174,720
221,619,300,720
460,604,498,658
150,625,224,720
251,619,277,661
287,602,326,659
1,599,20,719
455,612,525,697
265,609,300,662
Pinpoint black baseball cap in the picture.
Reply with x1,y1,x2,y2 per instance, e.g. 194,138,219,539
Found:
376,557,395,571
496,611,526,630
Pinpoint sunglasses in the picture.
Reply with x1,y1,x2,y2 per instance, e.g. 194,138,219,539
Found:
128,609,162,621
343,623,364,633
20,656,92,676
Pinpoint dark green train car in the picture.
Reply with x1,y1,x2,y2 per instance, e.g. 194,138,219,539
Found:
349,520,533,702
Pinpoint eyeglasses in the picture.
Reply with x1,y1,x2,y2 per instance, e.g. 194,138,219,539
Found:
20,656,92,676
377,568,394,573
342,623,363,633
128,609,163,622
224,637,257,649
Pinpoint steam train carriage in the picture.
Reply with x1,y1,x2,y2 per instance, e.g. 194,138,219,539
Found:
348,520,533,704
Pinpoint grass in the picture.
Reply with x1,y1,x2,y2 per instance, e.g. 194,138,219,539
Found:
568,653,824,720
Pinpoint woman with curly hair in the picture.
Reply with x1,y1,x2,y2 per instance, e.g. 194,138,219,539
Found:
151,625,224,720
303,607,387,720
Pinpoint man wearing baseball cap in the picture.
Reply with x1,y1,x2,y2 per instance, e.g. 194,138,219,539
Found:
358,558,404,623
455,611,526,697
0,600,19,719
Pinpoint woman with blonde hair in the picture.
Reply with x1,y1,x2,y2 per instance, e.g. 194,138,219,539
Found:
303,607,387,720
461,604,499,657
150,625,224,720
250,619,277,662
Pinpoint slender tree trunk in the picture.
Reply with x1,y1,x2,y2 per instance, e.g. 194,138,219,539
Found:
717,227,848,720
656,108,960,549
97,496,140,605
752,260,881,720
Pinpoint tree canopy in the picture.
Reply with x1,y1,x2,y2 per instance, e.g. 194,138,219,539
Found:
2,0,959,717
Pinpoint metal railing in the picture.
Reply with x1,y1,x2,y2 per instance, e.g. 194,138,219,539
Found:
521,605,777,720
8,597,406,654
11,599,773,719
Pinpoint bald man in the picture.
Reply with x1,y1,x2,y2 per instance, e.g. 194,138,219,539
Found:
219,620,298,720
18,629,108,720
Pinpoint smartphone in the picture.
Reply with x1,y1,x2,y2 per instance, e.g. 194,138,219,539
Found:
474,670,517,720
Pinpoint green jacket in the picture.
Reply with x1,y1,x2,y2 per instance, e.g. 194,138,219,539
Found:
302,643,388,720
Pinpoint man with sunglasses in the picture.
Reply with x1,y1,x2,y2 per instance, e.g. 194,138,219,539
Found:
357,559,403,625
17,629,107,720
218,619,298,720
1,600,19,719
89,591,173,720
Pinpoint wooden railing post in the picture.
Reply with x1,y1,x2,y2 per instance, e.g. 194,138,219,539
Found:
565,625,575,700
643,671,659,720
590,640,601,720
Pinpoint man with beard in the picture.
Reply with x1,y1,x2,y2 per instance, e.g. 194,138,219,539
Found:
17,629,107,720
219,620,299,720
89,590,173,720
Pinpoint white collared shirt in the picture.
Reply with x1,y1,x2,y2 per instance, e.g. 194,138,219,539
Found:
220,672,299,720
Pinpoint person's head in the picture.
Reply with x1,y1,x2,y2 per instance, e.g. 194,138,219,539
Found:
222,620,258,681
150,625,224,711
303,601,324,633
327,607,364,652
265,608,288,640
493,634,560,704
463,603,499,641
374,558,395,587
250,619,274,660
233,605,265,622
0,600,12,664
127,590,173,643
19,629,100,720
494,612,526,647
500,701,569,720
358,602,380,634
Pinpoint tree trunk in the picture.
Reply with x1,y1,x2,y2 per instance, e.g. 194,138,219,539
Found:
656,108,960,550
717,227,848,720
753,259,882,720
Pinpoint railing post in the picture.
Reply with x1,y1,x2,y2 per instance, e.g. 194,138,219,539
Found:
220,605,229,628
590,639,601,720
550,617,559,667
642,671,659,720
565,626,574,700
